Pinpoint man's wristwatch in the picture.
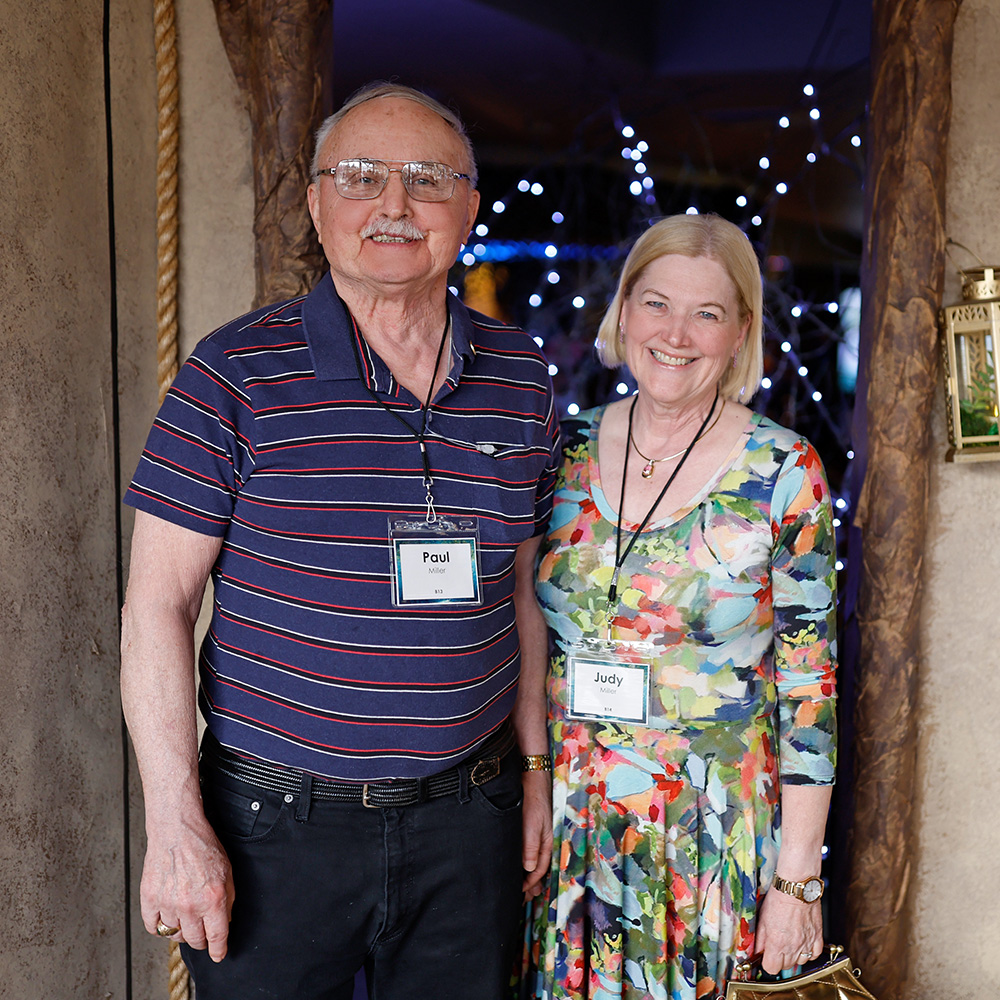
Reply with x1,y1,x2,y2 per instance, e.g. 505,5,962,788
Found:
772,874,824,903
521,754,552,772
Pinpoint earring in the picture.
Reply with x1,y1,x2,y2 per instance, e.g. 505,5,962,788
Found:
618,322,625,343
732,349,738,369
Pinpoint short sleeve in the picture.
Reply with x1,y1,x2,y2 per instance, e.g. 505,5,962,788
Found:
123,336,256,536
769,438,838,785
532,382,562,536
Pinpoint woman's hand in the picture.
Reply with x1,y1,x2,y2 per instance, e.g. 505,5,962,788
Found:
754,883,824,974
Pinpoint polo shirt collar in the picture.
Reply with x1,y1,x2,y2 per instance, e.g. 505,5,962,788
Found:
301,272,477,385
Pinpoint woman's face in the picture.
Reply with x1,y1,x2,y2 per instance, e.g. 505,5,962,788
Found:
620,253,749,411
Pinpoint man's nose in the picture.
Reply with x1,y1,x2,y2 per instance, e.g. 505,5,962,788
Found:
377,170,413,214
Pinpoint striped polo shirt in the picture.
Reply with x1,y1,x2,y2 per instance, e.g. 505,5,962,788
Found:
125,273,560,781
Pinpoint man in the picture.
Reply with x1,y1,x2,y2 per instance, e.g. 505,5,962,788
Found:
121,83,558,1000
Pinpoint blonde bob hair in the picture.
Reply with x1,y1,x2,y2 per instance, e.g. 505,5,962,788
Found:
595,214,764,403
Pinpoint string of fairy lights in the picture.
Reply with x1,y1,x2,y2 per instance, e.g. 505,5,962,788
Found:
449,80,865,572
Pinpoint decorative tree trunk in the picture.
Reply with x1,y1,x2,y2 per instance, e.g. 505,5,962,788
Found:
849,1,961,995
212,0,332,307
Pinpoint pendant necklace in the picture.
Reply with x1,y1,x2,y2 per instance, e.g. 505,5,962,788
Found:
629,397,726,479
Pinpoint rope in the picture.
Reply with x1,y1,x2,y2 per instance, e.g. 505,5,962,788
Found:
155,0,180,405
154,0,188,995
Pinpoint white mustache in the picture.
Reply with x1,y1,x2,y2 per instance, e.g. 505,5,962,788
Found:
361,217,426,240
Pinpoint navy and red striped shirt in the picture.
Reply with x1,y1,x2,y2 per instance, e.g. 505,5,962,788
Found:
125,273,560,781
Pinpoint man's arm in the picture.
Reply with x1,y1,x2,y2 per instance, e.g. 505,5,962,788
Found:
511,535,553,898
120,510,233,962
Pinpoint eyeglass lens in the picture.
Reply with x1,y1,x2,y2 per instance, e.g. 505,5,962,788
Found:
334,159,458,201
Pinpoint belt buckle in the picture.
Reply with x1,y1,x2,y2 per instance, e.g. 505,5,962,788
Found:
361,783,381,809
469,755,500,786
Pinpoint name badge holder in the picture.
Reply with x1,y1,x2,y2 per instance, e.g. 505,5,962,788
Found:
566,636,653,726
389,515,483,607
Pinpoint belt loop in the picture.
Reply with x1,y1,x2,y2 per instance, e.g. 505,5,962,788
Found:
296,772,313,822
457,762,470,803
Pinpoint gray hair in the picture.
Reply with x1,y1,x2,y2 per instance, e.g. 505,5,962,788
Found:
310,82,478,187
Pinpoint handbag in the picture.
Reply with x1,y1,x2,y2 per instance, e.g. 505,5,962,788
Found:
723,945,879,1000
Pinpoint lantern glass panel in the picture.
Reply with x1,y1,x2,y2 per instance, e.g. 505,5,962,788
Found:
955,330,998,438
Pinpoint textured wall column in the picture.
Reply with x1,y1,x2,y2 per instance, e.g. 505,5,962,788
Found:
848,1,961,995
212,0,332,306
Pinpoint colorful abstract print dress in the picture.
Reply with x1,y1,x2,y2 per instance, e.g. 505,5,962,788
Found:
526,406,837,1000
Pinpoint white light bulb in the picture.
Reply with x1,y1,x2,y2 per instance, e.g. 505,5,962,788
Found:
630,149,643,161
812,390,822,401
567,402,580,416
761,377,772,389
736,195,748,207
616,382,629,395
630,180,643,196
847,449,855,460
544,244,558,258
827,301,839,313
492,200,506,213
533,335,544,347
621,147,633,159
529,293,542,307
642,177,653,189
810,108,821,121
835,497,848,510
637,140,648,152
791,305,802,318
473,243,486,256
803,83,815,97
548,363,559,376
851,135,862,148
621,124,634,138
781,341,791,353
835,560,844,571
686,206,699,215
448,285,458,296
798,365,809,376
572,296,585,309
551,211,564,224
751,215,762,226
779,116,790,129
517,179,530,192
531,182,544,195
775,182,788,195
475,223,489,237
759,156,770,170
462,253,475,266
635,162,647,174
833,517,841,528
546,270,560,284
806,152,817,163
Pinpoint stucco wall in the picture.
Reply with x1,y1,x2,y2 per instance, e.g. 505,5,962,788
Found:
0,0,131,992
909,0,1000,995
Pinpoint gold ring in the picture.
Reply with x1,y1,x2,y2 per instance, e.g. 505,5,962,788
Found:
156,920,180,937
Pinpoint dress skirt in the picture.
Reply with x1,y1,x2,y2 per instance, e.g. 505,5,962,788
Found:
525,686,780,1000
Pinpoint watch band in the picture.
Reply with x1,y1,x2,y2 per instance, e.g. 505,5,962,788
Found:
772,874,824,903
521,754,552,772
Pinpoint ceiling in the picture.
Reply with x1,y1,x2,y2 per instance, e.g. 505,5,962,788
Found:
329,0,871,273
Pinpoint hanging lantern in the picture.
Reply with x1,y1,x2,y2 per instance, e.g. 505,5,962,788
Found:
940,245,1000,462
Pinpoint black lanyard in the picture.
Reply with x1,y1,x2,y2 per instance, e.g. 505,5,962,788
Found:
348,312,450,501
607,389,720,611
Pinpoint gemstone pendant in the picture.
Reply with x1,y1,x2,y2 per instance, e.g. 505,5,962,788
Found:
641,460,655,479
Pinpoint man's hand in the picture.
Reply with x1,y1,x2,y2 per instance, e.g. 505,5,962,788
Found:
521,769,553,899
141,811,235,962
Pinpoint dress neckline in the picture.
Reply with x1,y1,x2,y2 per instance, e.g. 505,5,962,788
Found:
585,403,761,531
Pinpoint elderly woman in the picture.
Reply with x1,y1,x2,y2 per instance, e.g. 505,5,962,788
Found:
526,214,837,999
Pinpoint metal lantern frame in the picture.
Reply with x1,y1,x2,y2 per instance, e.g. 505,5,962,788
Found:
940,254,1000,463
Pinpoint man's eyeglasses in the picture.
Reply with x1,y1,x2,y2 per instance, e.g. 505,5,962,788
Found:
314,158,472,202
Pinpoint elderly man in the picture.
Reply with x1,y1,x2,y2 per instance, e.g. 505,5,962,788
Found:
121,83,558,1000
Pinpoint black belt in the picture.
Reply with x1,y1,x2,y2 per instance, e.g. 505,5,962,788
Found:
200,720,517,809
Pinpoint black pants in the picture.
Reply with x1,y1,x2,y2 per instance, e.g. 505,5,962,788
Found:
183,747,524,1000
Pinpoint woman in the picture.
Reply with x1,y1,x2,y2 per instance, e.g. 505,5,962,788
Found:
526,214,837,1000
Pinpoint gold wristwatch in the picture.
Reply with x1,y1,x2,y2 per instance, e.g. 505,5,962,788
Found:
772,874,824,903
521,754,552,772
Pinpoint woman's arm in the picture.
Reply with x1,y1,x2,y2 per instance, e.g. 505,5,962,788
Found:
754,783,832,973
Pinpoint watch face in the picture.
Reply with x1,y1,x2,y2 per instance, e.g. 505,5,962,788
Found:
802,877,824,903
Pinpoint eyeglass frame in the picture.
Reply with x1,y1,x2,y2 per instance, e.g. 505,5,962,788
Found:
313,158,473,202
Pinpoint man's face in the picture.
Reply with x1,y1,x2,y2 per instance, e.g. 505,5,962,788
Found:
307,98,480,301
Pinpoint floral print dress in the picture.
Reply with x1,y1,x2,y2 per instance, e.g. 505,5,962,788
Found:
524,406,837,1000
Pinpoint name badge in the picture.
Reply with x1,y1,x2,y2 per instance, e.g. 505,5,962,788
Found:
566,639,651,725
389,516,482,606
